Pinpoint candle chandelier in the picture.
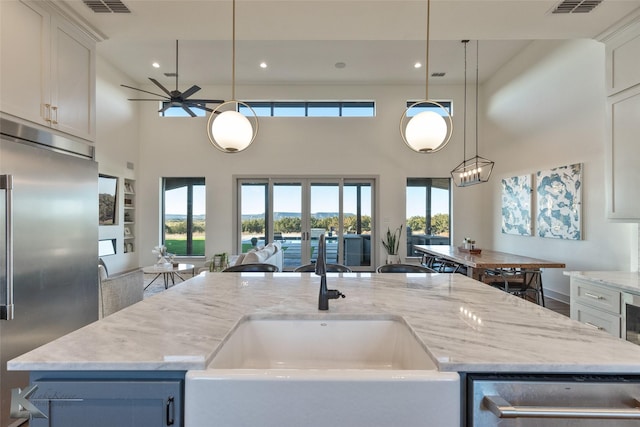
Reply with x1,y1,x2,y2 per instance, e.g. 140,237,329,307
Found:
451,40,494,187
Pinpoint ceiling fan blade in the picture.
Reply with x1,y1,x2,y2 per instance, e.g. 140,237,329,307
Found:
128,98,168,101
189,103,214,112
121,84,168,99
185,99,225,104
159,103,173,113
180,85,201,99
149,78,172,97
182,105,197,117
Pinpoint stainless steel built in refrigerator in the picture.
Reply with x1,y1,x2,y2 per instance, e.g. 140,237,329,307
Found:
0,118,98,427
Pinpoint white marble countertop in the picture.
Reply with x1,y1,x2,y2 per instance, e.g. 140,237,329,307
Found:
9,272,640,373
564,270,640,294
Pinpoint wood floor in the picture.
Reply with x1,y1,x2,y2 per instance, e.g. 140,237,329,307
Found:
544,297,570,317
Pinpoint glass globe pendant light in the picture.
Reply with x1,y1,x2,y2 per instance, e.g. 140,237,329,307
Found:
400,0,453,153
207,0,258,153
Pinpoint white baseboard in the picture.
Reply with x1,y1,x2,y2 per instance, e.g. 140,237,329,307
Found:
545,288,569,304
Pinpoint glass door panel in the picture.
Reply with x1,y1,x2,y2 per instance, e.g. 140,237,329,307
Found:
237,178,375,271
342,182,372,268
273,183,303,270
240,182,267,252
310,183,339,264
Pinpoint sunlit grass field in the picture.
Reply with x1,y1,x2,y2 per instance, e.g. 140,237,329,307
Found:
165,234,205,256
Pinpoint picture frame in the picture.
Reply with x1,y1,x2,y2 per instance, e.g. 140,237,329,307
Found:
124,182,134,194
98,174,118,225
124,226,131,236
536,163,582,240
501,174,532,236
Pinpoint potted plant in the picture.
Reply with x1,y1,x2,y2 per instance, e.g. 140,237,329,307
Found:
382,225,403,264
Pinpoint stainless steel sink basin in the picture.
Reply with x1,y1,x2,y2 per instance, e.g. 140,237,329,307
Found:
208,314,436,369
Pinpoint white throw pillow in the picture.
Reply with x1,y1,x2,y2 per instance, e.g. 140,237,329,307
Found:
243,249,268,264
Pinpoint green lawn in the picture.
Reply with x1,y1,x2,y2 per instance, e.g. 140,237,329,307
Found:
165,239,205,256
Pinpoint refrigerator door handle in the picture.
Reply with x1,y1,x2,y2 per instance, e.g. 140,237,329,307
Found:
1,174,14,320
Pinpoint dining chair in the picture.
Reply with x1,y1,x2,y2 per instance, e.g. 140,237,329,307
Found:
223,263,279,272
482,268,545,306
294,263,352,273
377,264,436,273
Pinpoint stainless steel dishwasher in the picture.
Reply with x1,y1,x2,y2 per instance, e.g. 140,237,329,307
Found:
467,374,640,426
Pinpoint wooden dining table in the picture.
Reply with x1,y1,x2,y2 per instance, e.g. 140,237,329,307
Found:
413,245,566,280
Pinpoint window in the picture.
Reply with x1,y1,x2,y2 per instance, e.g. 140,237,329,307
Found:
406,100,452,117
238,101,375,117
406,178,451,257
162,178,206,256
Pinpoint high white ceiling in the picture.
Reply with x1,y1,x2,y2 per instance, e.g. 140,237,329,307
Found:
58,0,640,87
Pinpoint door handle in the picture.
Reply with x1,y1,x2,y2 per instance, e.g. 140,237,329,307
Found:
483,395,640,419
1,174,14,320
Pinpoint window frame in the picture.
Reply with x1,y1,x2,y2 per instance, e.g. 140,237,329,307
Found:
406,177,452,258
161,177,206,257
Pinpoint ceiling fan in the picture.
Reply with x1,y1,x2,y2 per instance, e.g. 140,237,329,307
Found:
121,40,224,117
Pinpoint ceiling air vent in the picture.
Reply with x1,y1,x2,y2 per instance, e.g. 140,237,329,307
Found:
83,0,131,13
551,0,603,14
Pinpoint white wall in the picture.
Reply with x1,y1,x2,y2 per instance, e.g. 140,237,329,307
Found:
132,82,488,267
95,56,141,274
95,38,636,291
482,39,634,300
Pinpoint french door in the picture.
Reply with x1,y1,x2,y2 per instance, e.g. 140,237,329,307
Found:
237,177,375,271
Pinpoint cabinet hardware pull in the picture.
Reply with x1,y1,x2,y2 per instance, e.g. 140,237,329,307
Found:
0,175,14,320
51,106,58,125
44,104,52,123
483,395,640,419
584,322,605,330
165,396,174,425
584,292,604,300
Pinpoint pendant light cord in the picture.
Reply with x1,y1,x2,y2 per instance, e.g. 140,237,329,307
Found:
424,0,430,100
463,40,468,162
475,40,479,158
232,0,236,100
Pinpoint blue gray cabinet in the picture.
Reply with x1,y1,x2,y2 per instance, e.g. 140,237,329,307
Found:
28,371,183,427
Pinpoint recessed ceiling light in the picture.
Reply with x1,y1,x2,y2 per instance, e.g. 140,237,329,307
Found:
152,62,160,68
259,62,267,69
414,62,422,69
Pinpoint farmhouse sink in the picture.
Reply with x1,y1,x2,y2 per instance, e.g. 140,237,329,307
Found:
185,314,460,427
208,314,436,369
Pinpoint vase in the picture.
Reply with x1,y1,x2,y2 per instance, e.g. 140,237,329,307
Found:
386,254,401,264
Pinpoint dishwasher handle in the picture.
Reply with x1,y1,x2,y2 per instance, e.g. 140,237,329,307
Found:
483,395,640,420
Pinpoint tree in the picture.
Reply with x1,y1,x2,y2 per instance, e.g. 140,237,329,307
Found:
431,213,449,236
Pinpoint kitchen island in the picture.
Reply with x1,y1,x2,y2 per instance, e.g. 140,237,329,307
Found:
9,272,640,426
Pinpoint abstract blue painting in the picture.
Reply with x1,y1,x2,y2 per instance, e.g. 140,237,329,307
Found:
536,163,582,240
501,175,532,236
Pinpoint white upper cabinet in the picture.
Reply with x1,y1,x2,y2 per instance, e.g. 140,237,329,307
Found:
0,1,96,141
604,21,640,221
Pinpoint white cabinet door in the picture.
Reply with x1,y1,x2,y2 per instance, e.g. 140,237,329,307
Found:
0,1,95,141
0,0,50,127
51,17,95,140
605,85,640,221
